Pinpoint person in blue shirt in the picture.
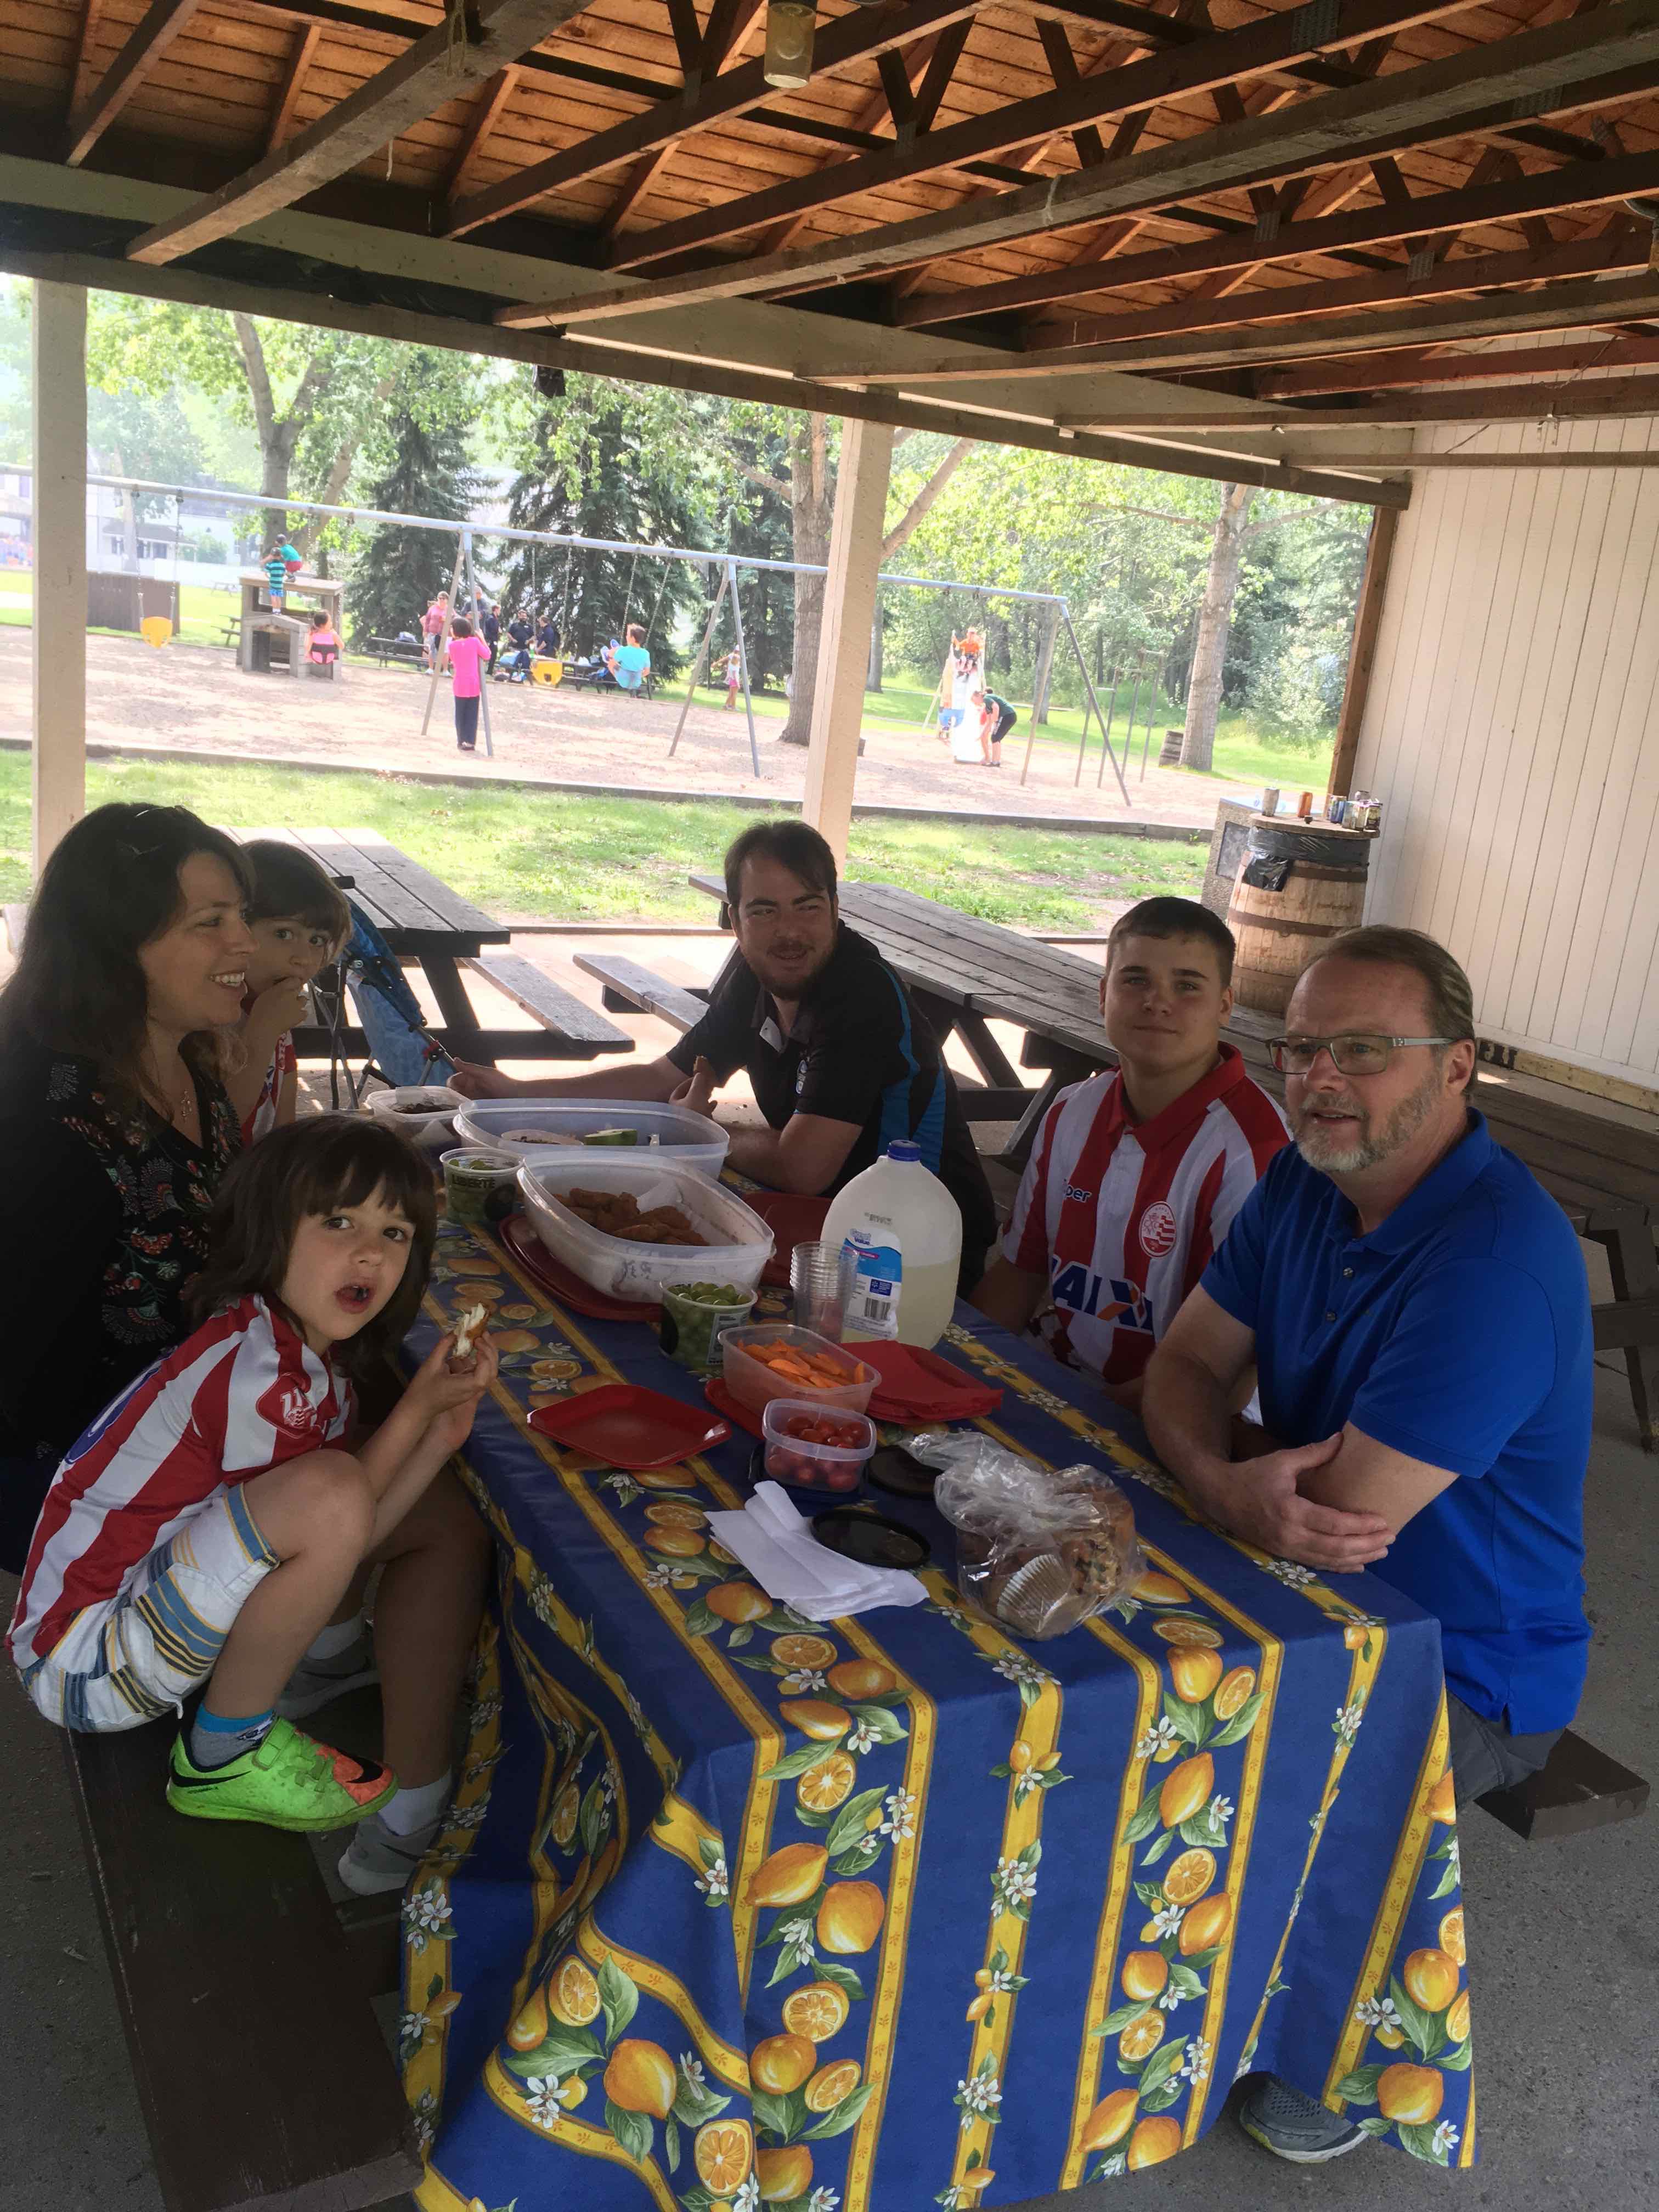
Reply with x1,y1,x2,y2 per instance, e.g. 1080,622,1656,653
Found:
1143,923,1591,2166
606,623,651,692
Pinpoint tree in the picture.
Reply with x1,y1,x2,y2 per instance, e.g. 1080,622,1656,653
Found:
346,356,486,651
497,379,709,676
84,298,414,555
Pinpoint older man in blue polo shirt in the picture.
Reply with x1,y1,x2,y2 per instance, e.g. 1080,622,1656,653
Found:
1143,923,1592,2166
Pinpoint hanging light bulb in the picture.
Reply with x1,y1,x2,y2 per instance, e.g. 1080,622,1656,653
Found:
763,0,815,89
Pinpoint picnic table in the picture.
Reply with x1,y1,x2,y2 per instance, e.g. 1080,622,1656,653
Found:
233,827,634,1068
689,873,1659,1452
397,1203,1477,2208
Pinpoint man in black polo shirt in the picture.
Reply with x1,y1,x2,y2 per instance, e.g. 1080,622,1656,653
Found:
449,821,998,1288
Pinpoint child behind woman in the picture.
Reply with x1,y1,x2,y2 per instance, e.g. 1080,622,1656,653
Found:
7,1115,496,1893
227,842,352,1146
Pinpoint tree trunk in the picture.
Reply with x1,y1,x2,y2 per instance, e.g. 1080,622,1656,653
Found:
867,608,883,692
780,414,832,747
1178,482,1256,774
292,374,394,561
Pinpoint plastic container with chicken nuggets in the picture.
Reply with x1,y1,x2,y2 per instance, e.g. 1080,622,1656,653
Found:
516,1155,772,1304
720,1322,877,1417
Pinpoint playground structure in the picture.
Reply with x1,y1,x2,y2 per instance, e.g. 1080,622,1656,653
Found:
237,568,345,681
52,474,1132,801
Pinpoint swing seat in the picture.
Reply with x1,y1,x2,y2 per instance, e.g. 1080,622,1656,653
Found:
531,657,563,687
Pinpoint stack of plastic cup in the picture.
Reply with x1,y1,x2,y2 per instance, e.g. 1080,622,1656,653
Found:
789,1240,857,1341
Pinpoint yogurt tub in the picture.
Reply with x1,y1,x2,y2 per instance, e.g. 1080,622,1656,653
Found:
441,1147,521,1228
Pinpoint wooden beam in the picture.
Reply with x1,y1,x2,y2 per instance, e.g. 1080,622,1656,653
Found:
267,25,323,156
497,0,1659,328
65,0,202,168
610,0,1482,272
1328,505,1396,797
831,234,1649,383
1062,370,1659,429
0,225,1409,510
1270,445,1659,466
31,282,88,873
1258,334,1659,394
125,0,597,267
805,418,894,865
933,269,1659,381
444,65,521,200
70,0,109,116
891,146,1659,330
444,0,988,236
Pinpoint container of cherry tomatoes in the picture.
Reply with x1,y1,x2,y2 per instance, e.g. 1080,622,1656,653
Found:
761,1398,877,1494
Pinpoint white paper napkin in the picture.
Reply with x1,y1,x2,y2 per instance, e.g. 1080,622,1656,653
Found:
705,1482,928,1622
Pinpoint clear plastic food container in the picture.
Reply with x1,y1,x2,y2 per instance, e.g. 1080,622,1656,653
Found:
720,1323,877,1416
658,1280,759,1373
517,1155,773,1304
454,1099,730,1181
365,1084,465,1155
762,1398,876,1493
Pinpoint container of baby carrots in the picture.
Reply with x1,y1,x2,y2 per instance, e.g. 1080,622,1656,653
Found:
719,1322,877,1417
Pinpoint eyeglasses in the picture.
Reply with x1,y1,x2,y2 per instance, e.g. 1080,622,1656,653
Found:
1270,1033,1458,1075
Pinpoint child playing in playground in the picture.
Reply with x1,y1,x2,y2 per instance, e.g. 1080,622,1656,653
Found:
227,840,352,1145
8,1115,497,1891
606,622,651,693
723,647,741,709
306,607,340,665
444,616,491,752
262,544,290,611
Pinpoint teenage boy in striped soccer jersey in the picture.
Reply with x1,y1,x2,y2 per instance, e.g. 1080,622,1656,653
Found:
972,898,1288,1409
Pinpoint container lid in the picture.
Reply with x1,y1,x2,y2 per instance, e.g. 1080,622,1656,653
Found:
886,1139,921,1163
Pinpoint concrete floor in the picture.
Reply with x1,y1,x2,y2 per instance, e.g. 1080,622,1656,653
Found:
2,1355,1653,2212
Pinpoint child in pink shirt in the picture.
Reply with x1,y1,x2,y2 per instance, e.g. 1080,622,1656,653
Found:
444,617,490,752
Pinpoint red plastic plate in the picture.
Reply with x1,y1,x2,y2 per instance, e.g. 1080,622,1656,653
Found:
499,1214,661,1322
529,1384,730,1470
742,1192,831,1289
861,1341,1003,1423
703,1375,766,1442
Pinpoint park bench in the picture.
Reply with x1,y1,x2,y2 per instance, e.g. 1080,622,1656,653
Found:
61,1715,419,2212
217,615,241,651
559,661,658,701
571,950,709,1034
366,635,425,670
464,951,641,1054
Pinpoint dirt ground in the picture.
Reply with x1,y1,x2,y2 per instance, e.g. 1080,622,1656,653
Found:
0,628,1246,828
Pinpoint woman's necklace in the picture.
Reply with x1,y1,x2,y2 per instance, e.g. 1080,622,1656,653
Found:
142,1049,198,1135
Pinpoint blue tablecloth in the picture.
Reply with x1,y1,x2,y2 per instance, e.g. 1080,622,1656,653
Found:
403,1211,1476,2211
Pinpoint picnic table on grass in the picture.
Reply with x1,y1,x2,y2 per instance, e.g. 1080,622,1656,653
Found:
689,872,1659,1453
397,1200,1477,2209
232,827,634,1068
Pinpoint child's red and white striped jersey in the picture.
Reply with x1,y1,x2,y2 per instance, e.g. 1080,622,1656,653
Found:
9,1295,352,1669
1000,1044,1288,1384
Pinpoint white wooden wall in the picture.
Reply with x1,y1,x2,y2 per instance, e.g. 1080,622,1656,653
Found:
1352,409,1659,1086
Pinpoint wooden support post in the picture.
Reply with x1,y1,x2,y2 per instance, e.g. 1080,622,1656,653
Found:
32,281,87,876
803,419,893,865
1328,504,1399,796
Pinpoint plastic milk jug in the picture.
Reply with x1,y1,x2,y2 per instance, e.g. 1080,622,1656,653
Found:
821,1139,962,1349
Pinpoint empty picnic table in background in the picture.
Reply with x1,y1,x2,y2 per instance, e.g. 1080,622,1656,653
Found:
684,874,1659,1454
232,828,634,1071
399,1204,1480,2207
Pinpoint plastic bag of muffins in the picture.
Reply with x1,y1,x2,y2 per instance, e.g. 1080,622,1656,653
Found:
913,1431,1144,1640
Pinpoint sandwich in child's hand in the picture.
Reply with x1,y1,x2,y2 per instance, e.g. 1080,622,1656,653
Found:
450,1301,487,1367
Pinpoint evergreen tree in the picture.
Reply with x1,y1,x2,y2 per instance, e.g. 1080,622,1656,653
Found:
501,394,704,677
347,360,484,651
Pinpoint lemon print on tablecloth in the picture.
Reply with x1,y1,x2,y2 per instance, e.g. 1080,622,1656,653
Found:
797,1752,858,1813
782,1980,851,2043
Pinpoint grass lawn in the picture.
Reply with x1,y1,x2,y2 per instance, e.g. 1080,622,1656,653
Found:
0,568,245,650
0,752,1206,926
688,668,1335,794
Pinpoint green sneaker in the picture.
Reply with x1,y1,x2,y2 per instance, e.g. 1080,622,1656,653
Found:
166,1717,396,1832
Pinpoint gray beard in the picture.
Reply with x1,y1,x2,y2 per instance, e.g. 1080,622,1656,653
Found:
1294,1061,1442,1176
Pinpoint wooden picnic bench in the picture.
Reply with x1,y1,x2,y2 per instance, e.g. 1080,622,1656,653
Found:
366,634,425,670
558,660,658,701
62,1713,418,2212
572,951,710,1034
231,829,633,1070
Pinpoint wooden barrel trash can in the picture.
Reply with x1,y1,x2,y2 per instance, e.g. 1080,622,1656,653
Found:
1226,817,1373,1017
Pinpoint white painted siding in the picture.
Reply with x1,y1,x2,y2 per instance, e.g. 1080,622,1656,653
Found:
1353,410,1659,1084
